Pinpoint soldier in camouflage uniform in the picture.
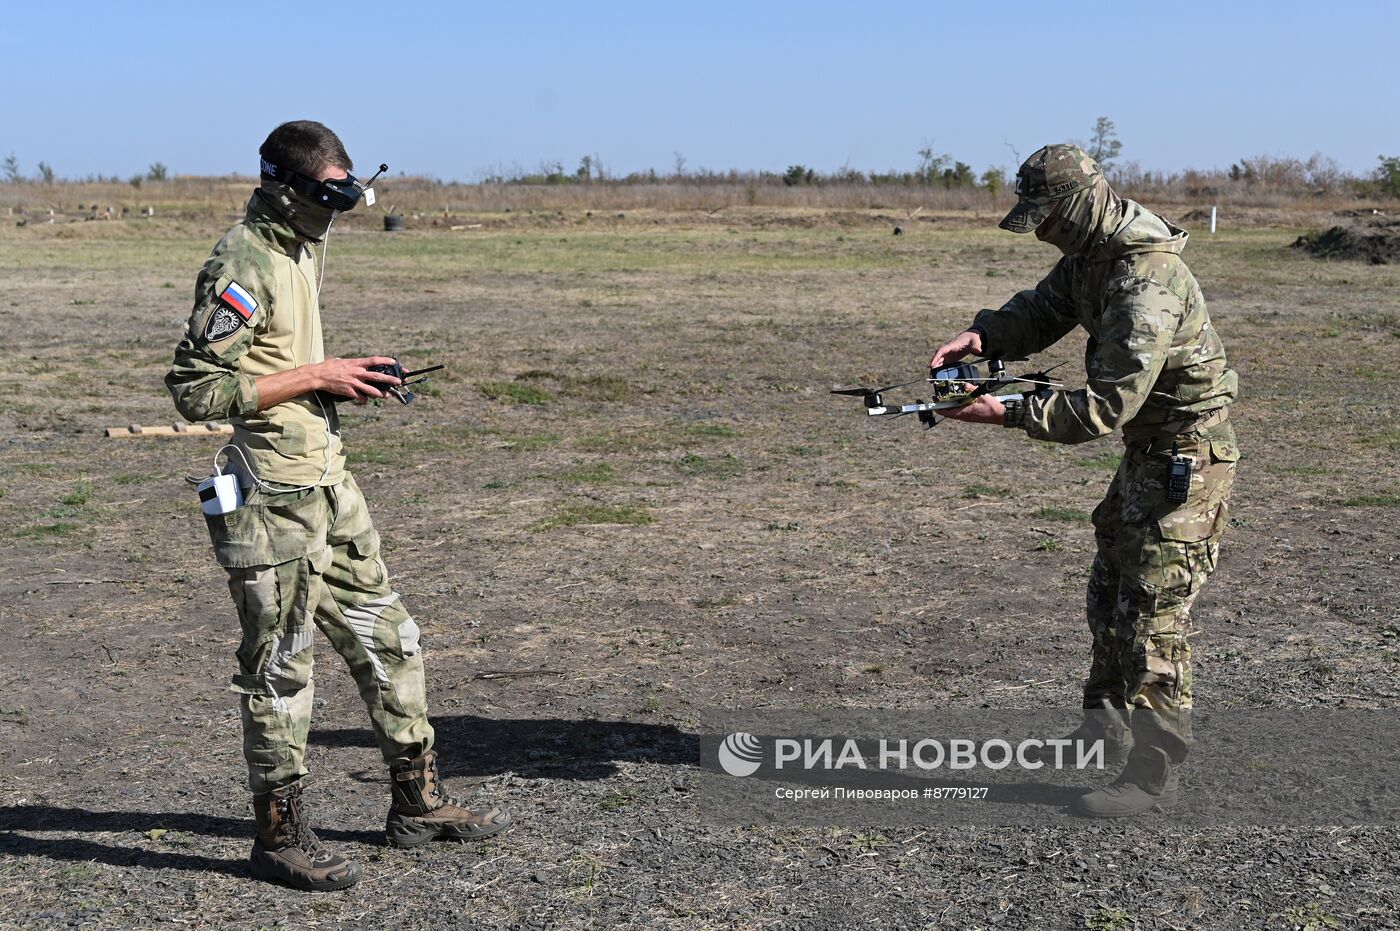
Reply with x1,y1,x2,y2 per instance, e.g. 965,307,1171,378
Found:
167,121,510,890
929,144,1239,817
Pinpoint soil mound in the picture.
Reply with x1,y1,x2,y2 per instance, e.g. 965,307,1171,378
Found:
1292,222,1400,264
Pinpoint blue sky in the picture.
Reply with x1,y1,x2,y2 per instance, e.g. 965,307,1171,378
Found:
1,1,1395,181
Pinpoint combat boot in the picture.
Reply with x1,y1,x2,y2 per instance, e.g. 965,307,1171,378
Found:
1072,746,1179,818
250,781,361,891
1030,710,1134,768
386,750,513,848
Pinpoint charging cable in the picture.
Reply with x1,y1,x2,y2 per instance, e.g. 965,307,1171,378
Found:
212,387,337,495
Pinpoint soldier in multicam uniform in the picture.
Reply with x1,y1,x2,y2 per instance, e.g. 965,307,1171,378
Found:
928,144,1239,817
166,121,511,890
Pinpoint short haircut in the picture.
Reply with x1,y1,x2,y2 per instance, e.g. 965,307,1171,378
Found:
259,121,352,176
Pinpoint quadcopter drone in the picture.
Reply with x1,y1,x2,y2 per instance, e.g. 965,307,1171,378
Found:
831,357,1066,428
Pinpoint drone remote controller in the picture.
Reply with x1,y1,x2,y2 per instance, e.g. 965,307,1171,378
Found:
323,359,444,406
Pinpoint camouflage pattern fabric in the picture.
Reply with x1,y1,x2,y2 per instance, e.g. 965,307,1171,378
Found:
166,191,346,488
223,474,434,793
975,147,1242,779
170,191,432,793
974,198,1238,442
999,143,1104,234
1080,420,1237,705
1085,420,1238,758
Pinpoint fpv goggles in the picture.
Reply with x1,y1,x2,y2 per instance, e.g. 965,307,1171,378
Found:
259,158,384,211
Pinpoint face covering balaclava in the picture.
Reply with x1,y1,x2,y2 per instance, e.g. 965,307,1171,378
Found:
258,178,339,243
1034,176,1122,256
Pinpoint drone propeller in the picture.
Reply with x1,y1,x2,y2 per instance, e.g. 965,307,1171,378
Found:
1002,362,1069,393
830,375,928,397
1024,361,1069,379
965,355,1028,365
952,358,1070,401
887,399,940,426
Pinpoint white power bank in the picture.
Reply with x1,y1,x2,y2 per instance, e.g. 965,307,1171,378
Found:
197,472,244,516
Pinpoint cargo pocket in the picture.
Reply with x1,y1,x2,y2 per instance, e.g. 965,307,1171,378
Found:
205,503,261,567
347,529,388,590
228,560,314,701
1156,436,1238,544
1118,570,1190,708
229,564,282,684
1209,437,1241,464
1157,500,1224,544
1177,528,1223,598
258,487,326,565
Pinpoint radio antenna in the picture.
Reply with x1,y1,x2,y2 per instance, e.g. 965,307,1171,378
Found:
362,163,389,187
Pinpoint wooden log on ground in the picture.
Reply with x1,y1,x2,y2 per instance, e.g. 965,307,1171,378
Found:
104,423,235,438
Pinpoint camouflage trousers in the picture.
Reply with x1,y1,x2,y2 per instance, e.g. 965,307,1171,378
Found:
205,472,434,794
1085,419,1239,765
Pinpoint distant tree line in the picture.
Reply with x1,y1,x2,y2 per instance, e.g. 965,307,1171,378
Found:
477,152,1400,199
6,114,1400,198
1,154,170,186
470,118,1399,198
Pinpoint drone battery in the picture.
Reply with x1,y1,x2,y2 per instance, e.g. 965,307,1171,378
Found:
197,472,244,516
1166,455,1193,505
932,362,979,383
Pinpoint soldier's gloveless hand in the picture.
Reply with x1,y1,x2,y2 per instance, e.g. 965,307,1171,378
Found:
314,356,403,400
937,391,1005,425
929,329,984,370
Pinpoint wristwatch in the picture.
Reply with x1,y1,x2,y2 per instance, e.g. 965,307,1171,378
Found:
1002,397,1025,429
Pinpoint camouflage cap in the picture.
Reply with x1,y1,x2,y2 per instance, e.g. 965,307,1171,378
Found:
999,144,1103,233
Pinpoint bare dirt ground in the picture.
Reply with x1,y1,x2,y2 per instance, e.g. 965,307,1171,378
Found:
1,202,1398,930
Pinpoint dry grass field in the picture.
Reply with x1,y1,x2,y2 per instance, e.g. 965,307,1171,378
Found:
1,195,1398,929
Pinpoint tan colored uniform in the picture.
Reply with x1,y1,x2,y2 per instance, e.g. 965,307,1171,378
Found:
168,196,344,489
166,192,432,793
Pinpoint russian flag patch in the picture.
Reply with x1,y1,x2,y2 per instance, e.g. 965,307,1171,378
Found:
203,280,259,343
219,281,259,320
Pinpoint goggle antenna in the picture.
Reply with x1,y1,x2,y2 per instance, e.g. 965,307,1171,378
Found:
362,163,389,188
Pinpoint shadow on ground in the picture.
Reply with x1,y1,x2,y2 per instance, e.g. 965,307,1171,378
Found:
1,715,1093,879
0,809,249,878
0,715,696,878
313,714,699,782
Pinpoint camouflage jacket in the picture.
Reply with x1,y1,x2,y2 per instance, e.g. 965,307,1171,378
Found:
973,200,1237,444
165,192,345,486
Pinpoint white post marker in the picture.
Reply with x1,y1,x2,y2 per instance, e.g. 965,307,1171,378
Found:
1210,206,1217,234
